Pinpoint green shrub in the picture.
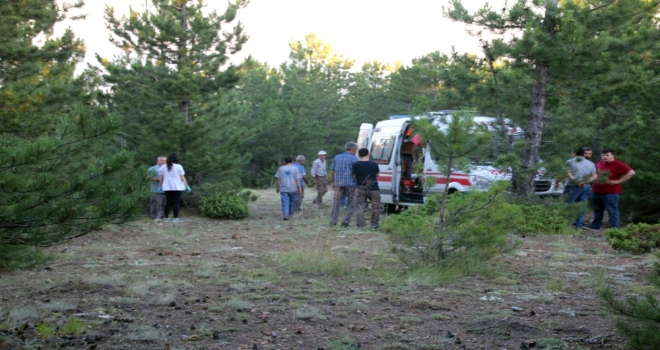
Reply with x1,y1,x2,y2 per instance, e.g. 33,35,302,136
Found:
383,183,520,265
200,193,248,219
513,200,574,235
605,223,660,254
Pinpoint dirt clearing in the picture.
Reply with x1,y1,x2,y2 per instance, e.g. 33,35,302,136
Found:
0,189,652,349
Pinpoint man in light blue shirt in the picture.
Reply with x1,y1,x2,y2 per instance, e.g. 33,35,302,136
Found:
330,142,359,226
148,156,166,220
565,148,597,228
292,155,311,211
275,157,302,220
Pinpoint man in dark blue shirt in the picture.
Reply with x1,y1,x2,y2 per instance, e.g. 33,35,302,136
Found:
342,148,381,229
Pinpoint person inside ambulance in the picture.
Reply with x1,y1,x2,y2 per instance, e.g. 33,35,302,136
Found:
401,126,415,180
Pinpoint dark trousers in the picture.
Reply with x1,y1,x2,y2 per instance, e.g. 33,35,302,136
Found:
164,191,183,219
353,189,381,227
590,193,620,229
150,193,166,219
330,186,355,225
565,184,591,228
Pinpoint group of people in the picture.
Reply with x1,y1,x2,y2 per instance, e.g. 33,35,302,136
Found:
564,147,635,230
275,142,381,229
148,153,191,223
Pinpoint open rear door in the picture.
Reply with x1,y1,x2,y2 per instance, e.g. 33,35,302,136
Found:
357,123,373,150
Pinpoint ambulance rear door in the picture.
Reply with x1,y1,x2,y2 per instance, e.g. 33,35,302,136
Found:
369,122,404,205
357,123,373,150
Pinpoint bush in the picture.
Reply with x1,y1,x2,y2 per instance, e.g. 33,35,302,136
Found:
200,193,249,220
511,198,575,235
383,183,520,266
606,223,660,254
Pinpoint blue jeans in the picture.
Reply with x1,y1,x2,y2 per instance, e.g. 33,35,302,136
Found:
280,192,298,218
565,184,590,228
589,193,620,229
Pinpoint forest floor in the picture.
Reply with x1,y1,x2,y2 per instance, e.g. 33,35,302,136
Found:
0,189,656,350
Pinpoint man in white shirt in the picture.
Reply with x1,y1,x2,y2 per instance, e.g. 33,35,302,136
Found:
311,150,329,205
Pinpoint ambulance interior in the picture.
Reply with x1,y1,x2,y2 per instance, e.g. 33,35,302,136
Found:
399,125,425,203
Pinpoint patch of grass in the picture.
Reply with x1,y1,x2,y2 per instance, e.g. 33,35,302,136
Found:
245,293,267,300
264,306,284,313
225,297,252,312
154,293,176,305
327,336,360,350
402,316,423,325
382,344,411,350
127,325,163,340
420,345,444,350
192,267,218,279
217,326,240,332
59,317,86,336
371,314,390,321
578,267,608,289
410,299,445,310
293,306,324,320
529,268,553,280
245,268,281,283
292,294,312,300
538,338,567,350
277,235,349,276
35,322,55,338
431,313,452,320
473,310,510,322
544,277,565,292
85,273,125,285
404,254,499,285
45,302,76,312
533,295,554,304
493,276,517,285
8,306,39,326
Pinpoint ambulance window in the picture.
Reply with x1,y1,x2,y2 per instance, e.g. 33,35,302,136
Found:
370,136,395,164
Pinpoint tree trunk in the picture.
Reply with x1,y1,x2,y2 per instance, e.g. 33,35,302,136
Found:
178,1,191,123
512,0,558,196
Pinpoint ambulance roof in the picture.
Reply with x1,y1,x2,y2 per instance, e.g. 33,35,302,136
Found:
377,112,522,135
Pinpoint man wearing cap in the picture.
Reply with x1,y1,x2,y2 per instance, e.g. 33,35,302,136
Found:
292,155,311,211
311,150,329,205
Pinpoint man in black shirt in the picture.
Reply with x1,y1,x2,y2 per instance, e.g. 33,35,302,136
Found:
341,148,381,229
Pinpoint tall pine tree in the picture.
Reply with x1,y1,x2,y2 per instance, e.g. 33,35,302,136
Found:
98,0,248,186
0,0,95,138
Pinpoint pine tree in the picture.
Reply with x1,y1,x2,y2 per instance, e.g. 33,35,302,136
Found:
444,0,660,196
0,0,94,138
601,260,660,349
0,105,147,247
98,0,248,186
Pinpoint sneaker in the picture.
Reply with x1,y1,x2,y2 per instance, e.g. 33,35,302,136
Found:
371,225,379,230
164,218,171,223
582,226,598,231
340,223,349,228
283,217,288,221
172,218,182,223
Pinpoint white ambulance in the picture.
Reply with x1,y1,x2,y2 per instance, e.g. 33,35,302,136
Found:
357,111,563,212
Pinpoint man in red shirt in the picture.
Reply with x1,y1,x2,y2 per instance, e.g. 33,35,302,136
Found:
584,149,635,231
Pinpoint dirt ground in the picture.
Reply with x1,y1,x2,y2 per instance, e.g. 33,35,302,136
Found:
0,189,655,350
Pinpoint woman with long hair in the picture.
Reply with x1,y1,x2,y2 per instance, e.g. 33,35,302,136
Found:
159,153,190,223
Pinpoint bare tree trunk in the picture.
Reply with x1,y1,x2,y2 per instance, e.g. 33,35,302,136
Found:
512,0,558,196
178,1,191,123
